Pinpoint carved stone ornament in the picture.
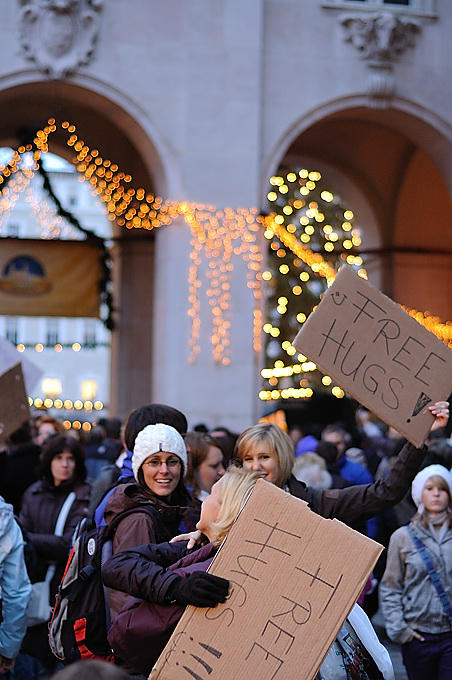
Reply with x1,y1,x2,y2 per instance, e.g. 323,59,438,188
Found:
341,12,421,64
18,0,103,79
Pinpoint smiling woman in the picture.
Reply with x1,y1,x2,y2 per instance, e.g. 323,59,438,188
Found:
103,422,200,676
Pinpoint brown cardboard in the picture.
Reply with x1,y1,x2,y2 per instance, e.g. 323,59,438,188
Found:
150,480,382,680
0,362,30,440
293,265,452,447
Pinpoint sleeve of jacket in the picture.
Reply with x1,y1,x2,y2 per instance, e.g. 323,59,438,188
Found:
0,519,32,659
27,487,91,563
102,541,189,604
289,441,425,524
379,527,415,644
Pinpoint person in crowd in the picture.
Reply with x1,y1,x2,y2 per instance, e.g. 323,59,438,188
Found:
17,435,91,680
184,431,225,500
100,417,124,456
33,416,65,448
293,424,320,458
379,464,452,680
101,467,260,675
208,426,238,467
0,420,41,514
292,451,333,490
234,403,447,528
321,424,374,486
84,423,109,481
91,403,188,526
315,440,355,490
49,659,129,679
0,480,32,679
102,465,393,679
103,423,200,627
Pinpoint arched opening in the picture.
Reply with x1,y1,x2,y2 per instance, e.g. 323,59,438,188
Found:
264,104,452,321
258,103,452,424
0,81,168,420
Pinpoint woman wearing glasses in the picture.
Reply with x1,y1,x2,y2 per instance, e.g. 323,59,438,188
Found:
103,423,199,628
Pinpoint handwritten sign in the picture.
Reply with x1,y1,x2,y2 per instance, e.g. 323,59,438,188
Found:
0,363,30,439
150,480,382,680
292,266,452,447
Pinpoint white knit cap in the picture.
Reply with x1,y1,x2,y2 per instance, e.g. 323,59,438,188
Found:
132,423,188,480
411,464,452,509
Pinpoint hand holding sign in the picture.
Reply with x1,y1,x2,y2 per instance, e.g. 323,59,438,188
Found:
293,266,452,447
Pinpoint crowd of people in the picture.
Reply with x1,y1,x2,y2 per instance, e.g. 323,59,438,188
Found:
0,398,450,680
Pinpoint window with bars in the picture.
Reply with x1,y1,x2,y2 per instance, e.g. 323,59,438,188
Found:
5,318,18,345
6,223,19,237
83,321,97,347
46,319,59,346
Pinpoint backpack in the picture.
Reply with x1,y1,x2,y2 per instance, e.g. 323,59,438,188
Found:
48,505,165,664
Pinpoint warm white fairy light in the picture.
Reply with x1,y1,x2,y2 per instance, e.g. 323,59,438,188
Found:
2,118,450,372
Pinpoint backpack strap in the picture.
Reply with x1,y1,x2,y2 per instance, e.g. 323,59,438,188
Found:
104,503,166,544
407,526,452,626
46,491,77,584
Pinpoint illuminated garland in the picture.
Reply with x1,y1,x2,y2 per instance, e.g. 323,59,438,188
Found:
0,118,450,364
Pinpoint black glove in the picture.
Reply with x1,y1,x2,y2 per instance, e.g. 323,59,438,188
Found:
166,572,230,607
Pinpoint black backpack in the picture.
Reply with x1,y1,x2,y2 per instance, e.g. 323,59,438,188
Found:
48,505,165,664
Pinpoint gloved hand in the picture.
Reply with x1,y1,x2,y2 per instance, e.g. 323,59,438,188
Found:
166,572,230,607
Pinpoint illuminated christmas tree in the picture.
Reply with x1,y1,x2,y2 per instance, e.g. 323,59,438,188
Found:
260,167,365,404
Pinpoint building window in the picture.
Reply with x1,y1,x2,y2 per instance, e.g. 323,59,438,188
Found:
5,318,18,345
83,321,97,347
6,223,19,237
81,379,98,401
42,377,62,399
46,319,59,346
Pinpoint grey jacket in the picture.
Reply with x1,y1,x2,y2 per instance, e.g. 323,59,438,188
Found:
379,520,452,643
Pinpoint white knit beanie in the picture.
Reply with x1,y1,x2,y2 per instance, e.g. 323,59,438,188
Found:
411,464,452,509
132,423,188,481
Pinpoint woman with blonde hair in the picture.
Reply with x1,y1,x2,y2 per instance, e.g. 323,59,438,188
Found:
235,402,449,531
101,466,260,676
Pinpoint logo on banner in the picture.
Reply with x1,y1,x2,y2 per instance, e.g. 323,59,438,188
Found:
0,256,52,295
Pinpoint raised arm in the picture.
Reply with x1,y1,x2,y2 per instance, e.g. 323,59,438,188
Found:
289,401,449,525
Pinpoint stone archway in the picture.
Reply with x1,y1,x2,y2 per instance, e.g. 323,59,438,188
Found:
261,100,452,322
0,79,174,419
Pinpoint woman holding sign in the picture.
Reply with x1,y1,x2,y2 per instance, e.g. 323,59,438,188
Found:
102,466,254,675
235,401,449,530
102,466,393,679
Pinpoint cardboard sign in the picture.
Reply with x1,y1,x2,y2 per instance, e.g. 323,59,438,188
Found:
293,265,452,447
0,336,42,393
0,363,30,440
151,480,382,680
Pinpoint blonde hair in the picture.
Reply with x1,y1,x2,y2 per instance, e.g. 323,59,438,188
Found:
234,423,294,488
209,465,261,546
416,474,452,529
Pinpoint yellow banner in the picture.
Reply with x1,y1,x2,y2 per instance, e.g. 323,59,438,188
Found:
0,238,102,317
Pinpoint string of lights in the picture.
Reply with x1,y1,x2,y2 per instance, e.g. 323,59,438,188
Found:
0,117,450,374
